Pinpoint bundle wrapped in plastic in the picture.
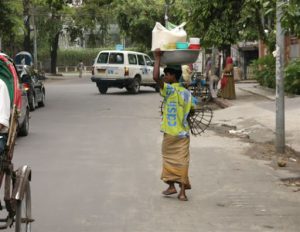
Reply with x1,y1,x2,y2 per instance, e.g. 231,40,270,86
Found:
151,22,187,51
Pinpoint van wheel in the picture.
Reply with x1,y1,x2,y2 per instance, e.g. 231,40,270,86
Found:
97,84,108,94
127,78,140,94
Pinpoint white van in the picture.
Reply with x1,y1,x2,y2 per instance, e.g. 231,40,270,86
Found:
91,50,163,94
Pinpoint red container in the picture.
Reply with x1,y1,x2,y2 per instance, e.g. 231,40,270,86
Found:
189,44,201,50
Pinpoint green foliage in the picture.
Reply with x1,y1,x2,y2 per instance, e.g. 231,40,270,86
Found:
40,46,147,67
72,0,115,47
57,48,102,66
0,0,24,53
114,0,165,48
251,55,276,88
251,56,300,95
281,0,300,37
284,59,300,95
183,0,244,49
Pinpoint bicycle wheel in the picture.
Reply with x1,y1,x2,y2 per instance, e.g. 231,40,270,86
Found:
199,85,212,103
188,106,213,136
15,180,32,232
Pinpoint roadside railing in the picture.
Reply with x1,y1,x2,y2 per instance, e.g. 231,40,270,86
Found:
56,66,93,73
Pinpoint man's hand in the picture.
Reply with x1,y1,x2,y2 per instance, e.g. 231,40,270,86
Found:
153,48,163,60
153,49,164,89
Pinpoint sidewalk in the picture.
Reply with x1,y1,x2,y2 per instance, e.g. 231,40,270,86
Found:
213,81,300,154
45,71,91,80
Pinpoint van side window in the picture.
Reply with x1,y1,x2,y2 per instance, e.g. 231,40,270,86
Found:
97,53,109,64
128,54,137,65
109,53,124,64
144,55,153,66
137,55,145,65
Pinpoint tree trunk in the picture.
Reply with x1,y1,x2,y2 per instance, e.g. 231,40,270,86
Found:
23,0,31,52
50,32,60,74
23,22,31,52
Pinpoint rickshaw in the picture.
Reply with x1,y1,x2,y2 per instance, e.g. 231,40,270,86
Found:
0,54,33,232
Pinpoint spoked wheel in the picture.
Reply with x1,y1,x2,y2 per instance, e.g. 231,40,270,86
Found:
15,180,32,232
188,106,213,136
199,86,212,103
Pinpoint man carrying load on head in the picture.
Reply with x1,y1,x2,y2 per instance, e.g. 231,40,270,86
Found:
153,49,194,201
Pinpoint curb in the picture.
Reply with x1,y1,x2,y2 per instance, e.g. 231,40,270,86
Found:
239,87,276,101
213,98,232,108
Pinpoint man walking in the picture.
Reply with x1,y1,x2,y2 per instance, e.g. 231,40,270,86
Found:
77,60,84,78
153,49,193,201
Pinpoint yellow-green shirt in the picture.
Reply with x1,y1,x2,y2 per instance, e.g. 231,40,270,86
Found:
160,83,192,137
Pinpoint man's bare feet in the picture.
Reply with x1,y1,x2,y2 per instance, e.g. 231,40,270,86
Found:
177,194,188,201
162,186,177,195
178,183,188,201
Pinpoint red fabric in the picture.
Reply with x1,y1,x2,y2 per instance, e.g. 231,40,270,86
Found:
226,56,233,64
221,75,228,89
0,55,22,111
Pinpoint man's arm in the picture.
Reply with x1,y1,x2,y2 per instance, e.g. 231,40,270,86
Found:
153,49,164,89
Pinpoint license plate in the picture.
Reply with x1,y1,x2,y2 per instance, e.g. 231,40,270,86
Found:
97,69,106,74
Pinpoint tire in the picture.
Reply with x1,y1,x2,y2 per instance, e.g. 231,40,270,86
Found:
18,109,29,137
15,180,32,232
97,84,108,94
28,93,35,111
127,77,140,94
38,91,45,107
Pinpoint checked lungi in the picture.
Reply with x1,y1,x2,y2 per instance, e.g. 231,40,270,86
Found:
161,133,191,189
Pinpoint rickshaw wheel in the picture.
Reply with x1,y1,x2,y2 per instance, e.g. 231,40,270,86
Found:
15,180,32,232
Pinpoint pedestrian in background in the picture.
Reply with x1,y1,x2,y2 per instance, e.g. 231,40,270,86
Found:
220,56,236,99
153,49,194,201
77,60,84,78
181,63,193,86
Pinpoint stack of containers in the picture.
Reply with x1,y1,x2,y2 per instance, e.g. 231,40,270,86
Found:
188,38,201,50
152,22,201,64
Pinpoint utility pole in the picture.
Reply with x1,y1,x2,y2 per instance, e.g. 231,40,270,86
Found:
275,0,285,153
164,0,175,27
32,9,38,70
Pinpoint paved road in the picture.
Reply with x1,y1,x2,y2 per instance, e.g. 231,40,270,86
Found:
10,76,300,232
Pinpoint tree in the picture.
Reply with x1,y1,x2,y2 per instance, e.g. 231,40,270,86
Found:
0,0,24,55
23,0,32,53
114,0,165,49
32,0,75,74
183,0,244,55
281,0,300,37
72,0,115,48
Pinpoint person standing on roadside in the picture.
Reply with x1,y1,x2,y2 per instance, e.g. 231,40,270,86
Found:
153,49,193,201
220,56,236,99
77,60,84,78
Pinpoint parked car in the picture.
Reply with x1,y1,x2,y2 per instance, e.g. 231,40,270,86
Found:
0,52,30,136
91,50,164,94
18,65,45,111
